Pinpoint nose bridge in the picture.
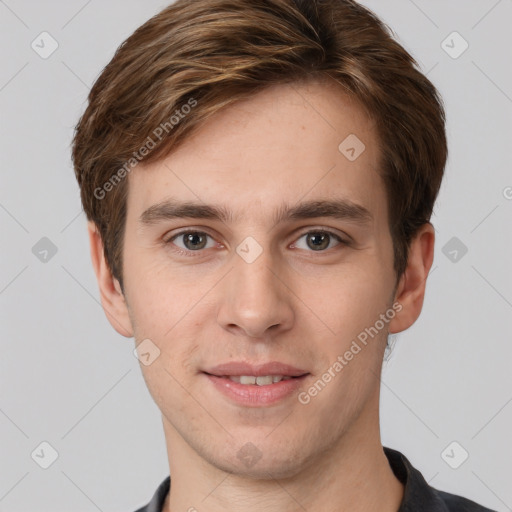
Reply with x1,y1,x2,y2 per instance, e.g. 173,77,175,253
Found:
236,244,278,299
216,238,294,337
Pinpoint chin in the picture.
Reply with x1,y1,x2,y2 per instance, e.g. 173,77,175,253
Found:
205,440,313,481
226,457,306,481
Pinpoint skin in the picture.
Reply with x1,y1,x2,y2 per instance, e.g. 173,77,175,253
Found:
88,79,434,512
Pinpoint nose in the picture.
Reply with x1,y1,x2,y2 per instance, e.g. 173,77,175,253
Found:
216,245,295,339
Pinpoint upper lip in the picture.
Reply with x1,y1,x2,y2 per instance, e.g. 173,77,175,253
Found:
203,362,309,377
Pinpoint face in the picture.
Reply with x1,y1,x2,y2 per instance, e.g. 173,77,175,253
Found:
113,80,405,479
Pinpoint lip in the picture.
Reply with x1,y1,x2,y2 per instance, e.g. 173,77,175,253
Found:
203,361,309,377
204,373,309,407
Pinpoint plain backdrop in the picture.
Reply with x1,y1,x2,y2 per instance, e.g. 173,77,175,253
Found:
0,1,511,511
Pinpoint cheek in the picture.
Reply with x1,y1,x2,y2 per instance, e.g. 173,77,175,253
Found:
307,264,392,341
124,255,212,375
123,252,197,334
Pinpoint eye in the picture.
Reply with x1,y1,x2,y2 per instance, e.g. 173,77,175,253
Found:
165,230,218,255
164,228,347,257
292,230,346,252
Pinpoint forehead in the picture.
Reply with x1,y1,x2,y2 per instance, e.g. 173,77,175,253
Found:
126,80,386,226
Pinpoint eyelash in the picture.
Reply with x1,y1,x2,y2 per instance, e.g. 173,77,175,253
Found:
163,228,348,258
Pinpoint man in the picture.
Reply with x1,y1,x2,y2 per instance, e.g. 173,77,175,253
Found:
71,0,495,510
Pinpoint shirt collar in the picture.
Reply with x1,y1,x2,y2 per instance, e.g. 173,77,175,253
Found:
384,446,448,511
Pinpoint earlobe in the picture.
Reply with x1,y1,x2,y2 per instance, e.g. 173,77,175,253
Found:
87,221,134,338
388,223,435,334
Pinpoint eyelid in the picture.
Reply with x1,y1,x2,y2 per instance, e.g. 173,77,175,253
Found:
164,227,348,244
294,226,350,243
163,227,217,244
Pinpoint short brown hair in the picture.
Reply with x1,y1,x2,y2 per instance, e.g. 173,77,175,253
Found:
72,0,447,292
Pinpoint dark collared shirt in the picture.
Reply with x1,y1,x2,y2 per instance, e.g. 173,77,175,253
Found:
133,446,496,511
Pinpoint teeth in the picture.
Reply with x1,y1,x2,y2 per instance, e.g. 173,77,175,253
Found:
227,375,293,385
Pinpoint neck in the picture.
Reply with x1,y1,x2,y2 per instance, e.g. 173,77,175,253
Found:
160,400,404,512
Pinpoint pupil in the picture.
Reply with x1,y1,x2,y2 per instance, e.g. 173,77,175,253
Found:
185,233,206,250
308,233,329,250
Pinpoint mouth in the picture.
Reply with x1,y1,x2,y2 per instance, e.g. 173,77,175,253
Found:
201,362,311,406
202,373,309,386
202,361,310,384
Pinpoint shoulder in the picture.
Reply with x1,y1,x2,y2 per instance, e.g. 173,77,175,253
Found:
436,489,497,511
132,476,170,512
383,447,496,512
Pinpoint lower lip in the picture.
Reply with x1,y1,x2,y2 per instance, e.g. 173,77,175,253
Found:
204,373,309,407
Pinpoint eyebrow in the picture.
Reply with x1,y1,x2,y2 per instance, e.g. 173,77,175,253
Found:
138,198,373,228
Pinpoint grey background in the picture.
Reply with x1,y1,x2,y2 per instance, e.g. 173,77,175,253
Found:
0,0,511,510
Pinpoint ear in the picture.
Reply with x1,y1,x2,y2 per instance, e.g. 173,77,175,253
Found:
87,221,134,338
388,223,435,334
